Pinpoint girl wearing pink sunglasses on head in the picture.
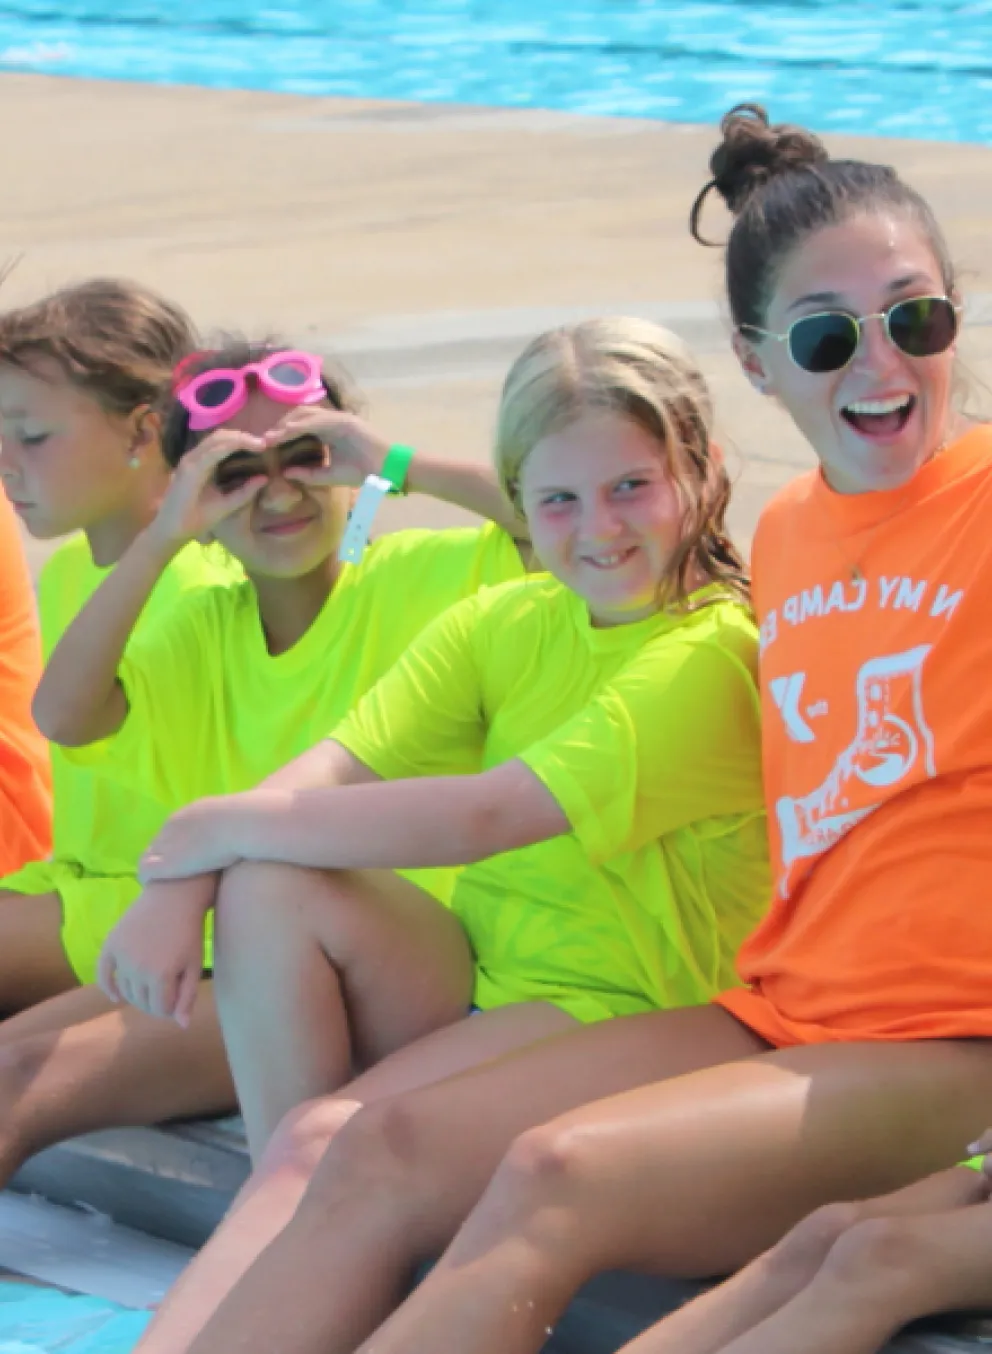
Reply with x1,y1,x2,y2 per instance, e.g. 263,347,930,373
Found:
33,333,530,1166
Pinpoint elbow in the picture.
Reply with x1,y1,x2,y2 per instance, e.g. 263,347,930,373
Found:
461,770,565,862
32,684,104,748
33,695,84,747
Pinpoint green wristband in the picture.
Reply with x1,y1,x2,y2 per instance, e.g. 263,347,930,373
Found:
381,443,414,496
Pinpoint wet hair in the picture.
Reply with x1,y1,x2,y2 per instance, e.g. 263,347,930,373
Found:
689,103,956,331
494,315,748,609
161,338,361,467
0,277,196,418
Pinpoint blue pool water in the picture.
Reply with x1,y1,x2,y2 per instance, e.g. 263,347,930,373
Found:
0,1284,150,1352
0,0,991,143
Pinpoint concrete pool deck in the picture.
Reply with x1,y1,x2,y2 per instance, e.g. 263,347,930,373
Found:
2,72,991,577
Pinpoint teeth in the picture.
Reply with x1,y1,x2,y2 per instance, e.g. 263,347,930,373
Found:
589,552,626,566
845,396,912,416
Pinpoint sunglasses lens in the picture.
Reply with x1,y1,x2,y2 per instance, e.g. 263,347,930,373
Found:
268,359,310,388
195,376,237,409
888,297,958,358
789,314,859,373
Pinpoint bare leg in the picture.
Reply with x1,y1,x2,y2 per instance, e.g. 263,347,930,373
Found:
352,1038,992,1354
212,861,474,1156
713,1192,992,1354
0,979,234,1186
181,1005,766,1354
0,890,78,1013
618,1167,990,1354
137,1000,578,1354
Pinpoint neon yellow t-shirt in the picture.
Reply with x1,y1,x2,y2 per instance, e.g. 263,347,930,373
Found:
0,534,237,982
333,576,771,1022
67,524,524,902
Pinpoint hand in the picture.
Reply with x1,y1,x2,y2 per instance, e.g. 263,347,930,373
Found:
98,875,217,1025
140,794,254,883
262,407,390,489
148,429,268,551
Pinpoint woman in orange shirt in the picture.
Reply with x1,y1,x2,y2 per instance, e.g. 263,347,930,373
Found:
137,106,992,1354
0,491,50,891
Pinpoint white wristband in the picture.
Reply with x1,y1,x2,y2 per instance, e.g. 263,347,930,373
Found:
337,474,393,564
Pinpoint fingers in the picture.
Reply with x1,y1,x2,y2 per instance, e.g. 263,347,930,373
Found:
174,964,202,1029
97,945,122,1003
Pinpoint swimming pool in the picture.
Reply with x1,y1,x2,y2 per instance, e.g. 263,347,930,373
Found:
0,0,990,144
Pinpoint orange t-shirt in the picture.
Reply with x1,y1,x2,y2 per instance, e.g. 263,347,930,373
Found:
719,423,992,1045
0,495,51,874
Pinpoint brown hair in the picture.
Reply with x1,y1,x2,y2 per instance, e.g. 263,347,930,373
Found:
161,338,362,468
0,277,197,418
494,316,748,609
689,103,956,331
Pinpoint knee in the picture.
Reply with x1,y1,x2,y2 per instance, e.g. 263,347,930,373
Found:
214,860,313,946
298,1094,438,1215
818,1216,929,1301
486,1121,600,1219
762,1202,865,1286
0,1036,47,1104
256,1096,362,1183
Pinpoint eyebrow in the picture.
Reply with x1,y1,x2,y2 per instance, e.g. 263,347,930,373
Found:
786,273,937,316
529,463,662,495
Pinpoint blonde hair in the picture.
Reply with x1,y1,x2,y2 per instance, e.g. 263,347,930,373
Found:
494,316,749,609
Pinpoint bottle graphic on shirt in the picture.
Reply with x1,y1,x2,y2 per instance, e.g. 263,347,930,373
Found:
776,644,935,884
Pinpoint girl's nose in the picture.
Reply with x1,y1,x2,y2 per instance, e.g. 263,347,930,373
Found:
579,496,624,541
258,471,306,511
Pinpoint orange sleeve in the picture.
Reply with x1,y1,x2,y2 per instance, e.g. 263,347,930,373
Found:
0,496,51,873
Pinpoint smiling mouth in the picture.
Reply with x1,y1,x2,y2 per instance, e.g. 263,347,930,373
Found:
841,395,916,438
582,547,637,569
259,516,317,536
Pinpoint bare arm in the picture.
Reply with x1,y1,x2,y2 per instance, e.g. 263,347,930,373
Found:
33,527,179,746
140,757,569,882
402,453,527,542
34,430,269,748
258,739,381,793
266,408,529,544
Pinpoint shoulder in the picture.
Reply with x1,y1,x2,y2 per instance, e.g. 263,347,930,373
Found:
356,524,518,581
624,601,760,695
38,533,93,584
358,526,480,570
132,575,256,650
471,573,568,624
38,535,99,615
752,470,820,553
161,542,244,593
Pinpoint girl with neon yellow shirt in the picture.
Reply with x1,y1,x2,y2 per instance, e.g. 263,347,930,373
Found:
0,278,239,1189
18,334,526,1194
127,316,770,1354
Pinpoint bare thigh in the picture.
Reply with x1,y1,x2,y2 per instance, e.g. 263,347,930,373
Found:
0,889,77,1015
480,1037,992,1279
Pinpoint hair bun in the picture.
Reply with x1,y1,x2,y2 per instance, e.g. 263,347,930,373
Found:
690,104,828,243
712,104,827,212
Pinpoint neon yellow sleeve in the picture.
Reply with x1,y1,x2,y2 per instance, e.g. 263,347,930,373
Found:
332,593,487,780
520,613,763,865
